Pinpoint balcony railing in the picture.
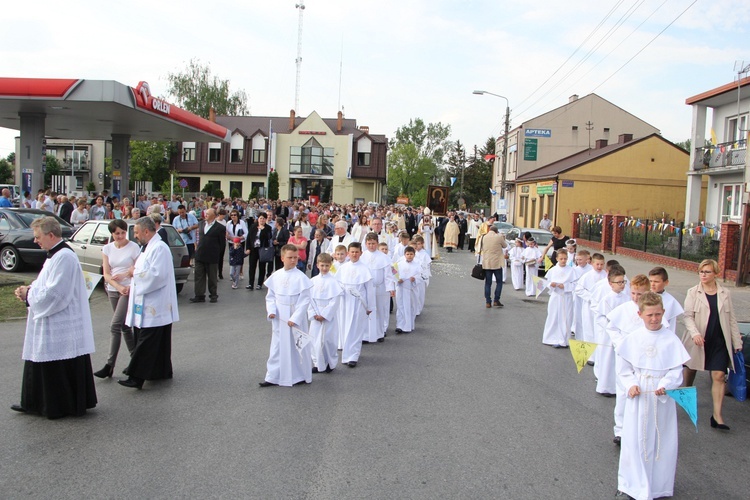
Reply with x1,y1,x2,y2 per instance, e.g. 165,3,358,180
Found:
692,140,746,170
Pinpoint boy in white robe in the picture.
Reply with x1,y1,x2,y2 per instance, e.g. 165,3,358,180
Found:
606,275,654,444
331,244,348,349
412,235,431,316
570,250,591,337
648,267,683,335
309,253,343,373
335,242,375,368
395,246,421,334
590,260,626,375
362,233,392,343
521,238,542,296
508,238,525,290
260,244,314,387
391,231,411,263
574,253,606,345
541,249,575,348
592,265,629,396
615,292,690,500
380,241,397,317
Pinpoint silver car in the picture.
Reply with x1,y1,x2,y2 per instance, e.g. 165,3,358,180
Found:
68,219,191,293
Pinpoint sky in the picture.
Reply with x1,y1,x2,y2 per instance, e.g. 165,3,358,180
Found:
2,0,749,161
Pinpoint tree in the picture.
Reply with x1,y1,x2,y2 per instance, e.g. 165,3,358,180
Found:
6,152,15,164
129,141,176,190
444,140,467,208
0,158,13,183
460,138,494,209
267,171,279,200
674,138,691,152
44,155,61,187
166,58,249,119
387,118,452,204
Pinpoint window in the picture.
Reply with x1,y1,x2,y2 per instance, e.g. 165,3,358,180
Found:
229,181,243,198
721,184,743,222
91,224,111,246
251,135,266,164
519,196,528,220
182,142,196,161
726,114,748,145
230,134,244,162
357,152,371,166
208,143,222,162
46,148,57,158
72,223,96,244
289,139,334,175
0,215,9,231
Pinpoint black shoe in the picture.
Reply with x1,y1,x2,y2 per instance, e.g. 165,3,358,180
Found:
256,284,263,290
613,436,621,446
493,301,504,307
312,367,320,373
118,377,144,389
11,404,26,413
377,337,385,343
258,381,277,387
246,284,254,290
395,328,403,334
587,360,595,366
209,297,218,303
325,366,334,373
347,361,357,368
218,274,224,280
710,416,730,430
362,340,370,344
615,491,632,499
94,364,114,378
189,297,206,303
599,392,616,398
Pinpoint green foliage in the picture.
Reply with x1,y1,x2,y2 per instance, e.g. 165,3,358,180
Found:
129,141,176,189
268,171,279,200
673,138,691,152
43,155,61,187
85,181,96,193
213,189,225,199
6,152,15,164
0,158,13,183
249,187,259,200
462,137,495,208
160,173,182,195
230,188,240,199
202,182,215,195
166,58,249,119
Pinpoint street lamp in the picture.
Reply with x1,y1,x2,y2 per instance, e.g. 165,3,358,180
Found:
473,90,510,204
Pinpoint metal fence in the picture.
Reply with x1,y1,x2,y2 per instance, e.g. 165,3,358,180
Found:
620,220,719,263
578,214,603,242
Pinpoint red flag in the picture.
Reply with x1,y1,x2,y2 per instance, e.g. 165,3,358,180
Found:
484,154,496,161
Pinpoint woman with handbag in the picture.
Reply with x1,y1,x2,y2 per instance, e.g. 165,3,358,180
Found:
245,213,273,290
682,259,743,430
226,210,248,280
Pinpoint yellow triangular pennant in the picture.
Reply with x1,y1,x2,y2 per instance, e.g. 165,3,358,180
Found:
570,339,597,373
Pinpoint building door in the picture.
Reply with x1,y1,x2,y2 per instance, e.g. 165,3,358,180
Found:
530,198,537,229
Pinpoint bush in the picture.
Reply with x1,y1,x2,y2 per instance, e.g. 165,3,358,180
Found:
85,181,97,193
213,189,225,199
268,171,279,200
230,188,240,199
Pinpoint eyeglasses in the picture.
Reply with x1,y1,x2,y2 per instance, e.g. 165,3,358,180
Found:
610,280,627,285
698,270,714,275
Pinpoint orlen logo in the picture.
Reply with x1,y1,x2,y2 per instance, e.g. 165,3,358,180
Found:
135,81,171,116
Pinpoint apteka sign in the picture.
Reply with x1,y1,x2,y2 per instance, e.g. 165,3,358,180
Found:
525,129,552,138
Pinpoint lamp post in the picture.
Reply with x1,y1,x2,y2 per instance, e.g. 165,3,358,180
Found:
473,90,510,213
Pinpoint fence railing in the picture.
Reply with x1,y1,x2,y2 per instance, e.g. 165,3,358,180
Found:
577,214,603,243
620,219,719,263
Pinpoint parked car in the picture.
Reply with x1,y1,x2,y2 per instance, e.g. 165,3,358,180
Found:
493,221,515,233
68,219,191,293
0,208,75,272
500,227,553,247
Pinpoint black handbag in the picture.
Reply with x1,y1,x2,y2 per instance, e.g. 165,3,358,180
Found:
259,243,275,263
471,263,485,280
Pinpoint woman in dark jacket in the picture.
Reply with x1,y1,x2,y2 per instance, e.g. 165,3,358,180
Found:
245,213,273,290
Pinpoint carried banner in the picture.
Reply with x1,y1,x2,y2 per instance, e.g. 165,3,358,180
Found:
82,272,103,299
291,327,313,359
544,255,554,272
391,262,400,281
531,275,548,298
666,387,698,430
569,339,597,373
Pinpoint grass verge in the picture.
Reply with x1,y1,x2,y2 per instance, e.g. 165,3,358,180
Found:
0,281,30,322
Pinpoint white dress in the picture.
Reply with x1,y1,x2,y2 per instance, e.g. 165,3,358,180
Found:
335,260,375,364
508,246,525,290
541,265,574,346
521,246,542,296
263,267,314,386
616,326,690,500
308,273,343,371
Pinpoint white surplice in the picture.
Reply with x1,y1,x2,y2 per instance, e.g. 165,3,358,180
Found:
541,264,574,346
592,288,629,394
335,260,375,364
571,263,591,335
574,267,607,344
264,267,314,386
414,249,432,315
508,246,525,290
308,273,343,371
616,325,690,500
659,291,684,335
395,258,422,332
361,248,393,341
126,234,179,329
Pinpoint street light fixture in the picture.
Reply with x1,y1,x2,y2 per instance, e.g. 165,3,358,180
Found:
473,90,510,205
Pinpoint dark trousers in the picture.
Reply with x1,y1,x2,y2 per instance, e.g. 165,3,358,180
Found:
248,249,271,286
458,233,465,250
194,260,218,299
468,237,476,252
218,244,226,278
484,268,503,304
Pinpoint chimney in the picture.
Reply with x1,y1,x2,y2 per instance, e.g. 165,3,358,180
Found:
595,139,608,149
569,94,579,103
337,111,343,132
360,125,369,134
208,107,216,123
289,109,296,131
618,133,633,144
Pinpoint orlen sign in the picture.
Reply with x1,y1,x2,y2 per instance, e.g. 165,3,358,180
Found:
135,81,171,116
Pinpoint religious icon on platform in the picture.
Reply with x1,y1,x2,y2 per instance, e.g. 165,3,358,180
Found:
427,185,449,216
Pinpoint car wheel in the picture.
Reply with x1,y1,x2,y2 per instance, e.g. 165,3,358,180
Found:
0,245,23,272
175,283,183,294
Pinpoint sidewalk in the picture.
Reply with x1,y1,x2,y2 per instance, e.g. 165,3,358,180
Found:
586,248,750,323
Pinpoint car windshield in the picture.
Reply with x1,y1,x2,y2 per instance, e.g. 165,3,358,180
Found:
15,212,50,227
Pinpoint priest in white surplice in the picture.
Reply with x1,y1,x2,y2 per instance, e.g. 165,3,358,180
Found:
615,292,690,500
261,244,314,387
361,233,393,343
335,242,375,368
328,221,352,255
308,253,343,373
13,216,97,419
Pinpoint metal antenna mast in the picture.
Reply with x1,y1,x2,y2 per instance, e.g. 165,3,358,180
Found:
294,1,305,114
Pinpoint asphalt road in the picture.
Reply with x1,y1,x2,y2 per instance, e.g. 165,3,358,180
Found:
0,251,746,499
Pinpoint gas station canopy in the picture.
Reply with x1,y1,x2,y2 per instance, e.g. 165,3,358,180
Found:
0,77,231,142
